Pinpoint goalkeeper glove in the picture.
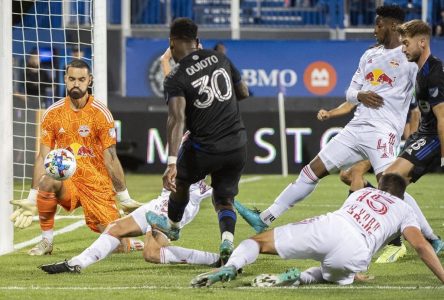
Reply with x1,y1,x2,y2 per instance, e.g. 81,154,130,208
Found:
9,189,38,229
116,189,142,214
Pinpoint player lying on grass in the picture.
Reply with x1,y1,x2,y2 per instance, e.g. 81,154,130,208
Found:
39,180,221,274
316,100,442,262
191,174,444,288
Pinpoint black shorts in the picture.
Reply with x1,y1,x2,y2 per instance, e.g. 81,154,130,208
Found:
176,140,246,199
398,133,441,182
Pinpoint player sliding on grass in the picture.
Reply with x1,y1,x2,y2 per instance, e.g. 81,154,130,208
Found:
191,174,444,288
39,180,222,274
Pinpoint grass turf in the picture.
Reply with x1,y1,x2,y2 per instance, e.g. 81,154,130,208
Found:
1,174,443,299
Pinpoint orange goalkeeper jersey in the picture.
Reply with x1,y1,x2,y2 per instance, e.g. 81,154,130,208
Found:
40,96,116,197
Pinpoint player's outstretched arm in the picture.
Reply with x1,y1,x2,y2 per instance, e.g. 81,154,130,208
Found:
317,101,356,121
403,226,444,283
9,144,50,228
104,145,142,213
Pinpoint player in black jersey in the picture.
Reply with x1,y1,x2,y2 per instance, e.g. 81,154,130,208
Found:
387,20,444,184
146,18,249,264
379,19,444,255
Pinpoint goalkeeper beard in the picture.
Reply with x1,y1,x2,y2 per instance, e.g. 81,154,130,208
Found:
68,87,88,99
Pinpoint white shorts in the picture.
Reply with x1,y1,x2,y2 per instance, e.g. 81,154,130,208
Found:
274,213,371,285
318,124,399,175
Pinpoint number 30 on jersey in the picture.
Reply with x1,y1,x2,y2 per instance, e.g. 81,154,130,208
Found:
192,68,232,108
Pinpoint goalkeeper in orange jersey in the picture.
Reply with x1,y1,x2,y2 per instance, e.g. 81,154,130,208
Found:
9,59,143,255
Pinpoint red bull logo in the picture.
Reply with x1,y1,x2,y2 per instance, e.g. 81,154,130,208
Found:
66,143,95,159
364,69,394,87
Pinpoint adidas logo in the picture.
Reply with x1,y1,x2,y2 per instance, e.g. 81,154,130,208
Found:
58,128,65,134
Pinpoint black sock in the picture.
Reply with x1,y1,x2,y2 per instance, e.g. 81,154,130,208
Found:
389,236,402,246
218,209,237,236
167,197,188,223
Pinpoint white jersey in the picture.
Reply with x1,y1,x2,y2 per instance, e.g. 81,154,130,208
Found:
334,188,420,256
130,180,213,233
347,45,417,137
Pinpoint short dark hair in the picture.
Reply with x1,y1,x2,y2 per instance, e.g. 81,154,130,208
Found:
66,59,91,74
376,5,405,23
170,17,198,41
397,19,432,38
378,173,407,199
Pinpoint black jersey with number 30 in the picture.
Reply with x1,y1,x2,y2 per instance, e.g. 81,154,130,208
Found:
415,55,444,135
164,49,246,153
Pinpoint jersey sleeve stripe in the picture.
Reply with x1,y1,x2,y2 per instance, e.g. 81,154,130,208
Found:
41,99,65,122
92,100,114,123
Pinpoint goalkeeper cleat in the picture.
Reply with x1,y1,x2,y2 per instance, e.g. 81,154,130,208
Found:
219,239,234,265
190,265,237,288
145,211,180,241
28,238,53,256
39,260,81,274
119,199,143,214
234,200,268,233
429,238,444,255
375,243,407,263
252,267,301,287
129,239,145,251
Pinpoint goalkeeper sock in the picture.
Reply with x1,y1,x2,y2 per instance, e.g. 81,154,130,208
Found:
69,233,120,269
225,239,259,270
42,229,54,243
160,246,219,265
261,165,319,225
37,191,58,231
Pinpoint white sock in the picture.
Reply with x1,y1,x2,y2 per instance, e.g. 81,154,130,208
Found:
300,267,326,285
160,246,219,265
221,231,234,243
225,239,260,270
69,233,120,269
260,165,319,225
404,192,438,241
42,229,54,243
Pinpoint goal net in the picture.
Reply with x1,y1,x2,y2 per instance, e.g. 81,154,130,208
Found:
0,0,107,254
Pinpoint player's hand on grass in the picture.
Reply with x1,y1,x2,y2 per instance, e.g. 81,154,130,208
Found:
9,189,38,229
116,189,142,214
163,164,177,192
357,91,383,108
317,109,330,121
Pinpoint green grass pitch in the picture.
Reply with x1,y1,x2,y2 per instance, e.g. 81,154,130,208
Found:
1,174,443,299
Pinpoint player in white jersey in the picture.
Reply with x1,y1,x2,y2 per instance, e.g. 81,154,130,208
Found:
191,174,444,287
234,6,432,250
39,180,220,274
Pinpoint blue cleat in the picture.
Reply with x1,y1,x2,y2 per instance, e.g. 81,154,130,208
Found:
234,200,268,233
190,266,237,287
429,238,444,255
145,211,180,241
252,267,301,287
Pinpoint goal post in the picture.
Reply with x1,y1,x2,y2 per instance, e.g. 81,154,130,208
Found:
0,0,107,256
0,0,14,255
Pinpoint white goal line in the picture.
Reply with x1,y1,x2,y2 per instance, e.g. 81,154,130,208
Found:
0,285,442,291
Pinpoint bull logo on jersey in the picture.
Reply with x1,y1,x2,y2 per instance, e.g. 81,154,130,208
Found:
78,125,90,137
365,69,395,87
66,142,95,159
